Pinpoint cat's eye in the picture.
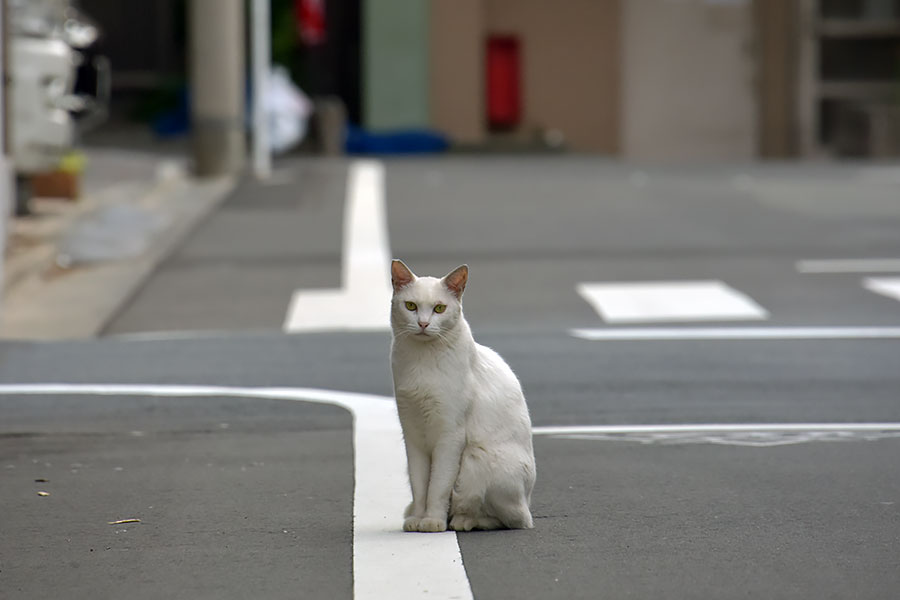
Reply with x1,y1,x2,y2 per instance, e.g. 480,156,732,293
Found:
404,301,417,311
434,304,446,314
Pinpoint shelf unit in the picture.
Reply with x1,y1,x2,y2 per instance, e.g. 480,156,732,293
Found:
798,0,900,156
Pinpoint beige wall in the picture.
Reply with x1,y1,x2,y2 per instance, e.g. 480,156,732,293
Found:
485,0,621,153
622,0,757,161
430,0,486,144
429,0,620,152
756,0,799,158
429,0,760,158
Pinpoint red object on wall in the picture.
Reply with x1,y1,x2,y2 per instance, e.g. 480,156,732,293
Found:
296,0,327,46
486,36,521,130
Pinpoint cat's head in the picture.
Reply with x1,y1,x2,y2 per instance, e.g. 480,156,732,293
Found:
390,259,467,342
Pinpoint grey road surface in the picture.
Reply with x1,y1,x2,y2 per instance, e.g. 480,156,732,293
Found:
3,157,900,599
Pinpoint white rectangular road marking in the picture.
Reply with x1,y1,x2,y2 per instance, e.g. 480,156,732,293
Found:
797,258,900,273
576,280,769,324
284,160,393,332
863,277,900,304
570,326,900,341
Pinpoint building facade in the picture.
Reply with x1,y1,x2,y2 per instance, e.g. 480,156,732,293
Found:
366,0,900,160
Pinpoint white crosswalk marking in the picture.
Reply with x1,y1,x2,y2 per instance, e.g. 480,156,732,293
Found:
863,277,900,304
576,280,769,324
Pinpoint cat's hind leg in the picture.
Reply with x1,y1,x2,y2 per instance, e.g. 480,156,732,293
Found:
449,445,510,531
483,459,535,529
449,486,512,531
449,445,487,531
489,499,534,529
452,487,532,530
449,513,503,531
449,486,482,532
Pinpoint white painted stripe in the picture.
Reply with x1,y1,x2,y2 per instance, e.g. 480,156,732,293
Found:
863,277,900,304
797,259,900,273
534,422,900,447
570,326,900,341
0,384,472,600
107,329,266,342
533,423,900,436
576,280,769,324
284,160,392,332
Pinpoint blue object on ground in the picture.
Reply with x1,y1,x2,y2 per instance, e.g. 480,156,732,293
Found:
345,125,449,154
152,89,190,137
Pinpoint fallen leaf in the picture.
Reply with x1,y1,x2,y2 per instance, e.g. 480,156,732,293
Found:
107,519,141,525
36,491,50,497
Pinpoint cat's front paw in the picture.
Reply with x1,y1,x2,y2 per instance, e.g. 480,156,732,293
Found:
403,515,448,532
416,517,447,533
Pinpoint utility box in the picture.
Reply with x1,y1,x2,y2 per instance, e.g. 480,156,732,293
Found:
486,35,521,130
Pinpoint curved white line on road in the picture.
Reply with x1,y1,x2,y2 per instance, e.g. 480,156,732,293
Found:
0,383,473,600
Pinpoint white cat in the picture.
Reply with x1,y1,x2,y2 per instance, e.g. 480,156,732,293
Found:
389,259,536,532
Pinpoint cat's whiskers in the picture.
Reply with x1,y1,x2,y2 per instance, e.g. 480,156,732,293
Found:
394,322,455,346
429,328,455,346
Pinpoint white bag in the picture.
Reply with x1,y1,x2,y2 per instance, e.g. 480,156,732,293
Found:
266,65,312,154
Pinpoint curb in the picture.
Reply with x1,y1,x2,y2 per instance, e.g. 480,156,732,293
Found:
0,172,236,340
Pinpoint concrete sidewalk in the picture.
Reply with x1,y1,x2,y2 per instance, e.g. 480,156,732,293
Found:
1,149,235,340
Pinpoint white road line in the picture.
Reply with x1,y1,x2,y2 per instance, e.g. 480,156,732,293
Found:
533,423,900,435
576,280,769,324
863,277,900,304
0,384,473,600
284,160,392,332
533,423,900,447
570,326,900,341
796,258,900,273
107,329,269,342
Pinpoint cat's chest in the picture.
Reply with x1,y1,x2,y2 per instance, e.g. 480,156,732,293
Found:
393,363,466,440
393,361,456,397
391,352,468,402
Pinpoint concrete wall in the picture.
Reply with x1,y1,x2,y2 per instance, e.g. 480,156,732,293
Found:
363,0,430,130
622,0,757,161
484,0,621,152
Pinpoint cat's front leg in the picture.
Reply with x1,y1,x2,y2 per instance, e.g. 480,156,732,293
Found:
402,443,430,532
418,435,465,533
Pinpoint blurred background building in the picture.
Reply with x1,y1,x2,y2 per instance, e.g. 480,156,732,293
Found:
22,0,900,161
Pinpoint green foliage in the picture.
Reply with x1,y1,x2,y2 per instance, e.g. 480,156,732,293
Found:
271,0,300,78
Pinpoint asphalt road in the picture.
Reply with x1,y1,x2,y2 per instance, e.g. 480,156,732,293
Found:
2,157,900,599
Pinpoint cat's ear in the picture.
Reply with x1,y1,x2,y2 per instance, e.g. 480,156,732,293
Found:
391,259,416,291
442,265,468,299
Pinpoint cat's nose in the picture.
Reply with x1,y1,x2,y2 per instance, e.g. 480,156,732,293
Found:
418,321,429,330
